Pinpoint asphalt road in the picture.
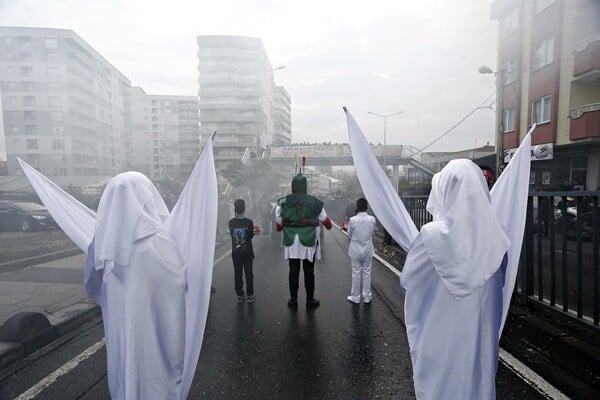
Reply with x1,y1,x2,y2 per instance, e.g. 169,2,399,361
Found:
1,229,547,399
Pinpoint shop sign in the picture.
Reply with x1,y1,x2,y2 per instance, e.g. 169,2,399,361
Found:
503,143,554,163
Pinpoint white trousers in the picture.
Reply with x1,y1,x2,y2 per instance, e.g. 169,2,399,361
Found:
349,253,372,302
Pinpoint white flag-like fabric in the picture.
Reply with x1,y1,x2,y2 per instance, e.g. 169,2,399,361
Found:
166,139,218,400
345,109,418,251
491,124,535,333
19,139,218,399
344,108,534,399
17,158,95,252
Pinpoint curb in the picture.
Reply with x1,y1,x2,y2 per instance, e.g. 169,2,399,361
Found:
0,248,83,274
0,305,100,371
0,240,231,371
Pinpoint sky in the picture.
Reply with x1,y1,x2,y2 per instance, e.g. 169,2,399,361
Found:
0,0,499,156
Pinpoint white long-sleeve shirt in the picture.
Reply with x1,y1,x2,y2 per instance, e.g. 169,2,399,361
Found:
347,212,376,260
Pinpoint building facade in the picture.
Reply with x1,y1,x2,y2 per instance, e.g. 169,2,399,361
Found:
273,85,292,145
197,35,290,184
491,0,600,190
0,27,130,177
0,26,200,181
129,88,200,180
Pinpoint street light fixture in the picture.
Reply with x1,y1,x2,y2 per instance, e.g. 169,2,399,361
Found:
367,111,403,171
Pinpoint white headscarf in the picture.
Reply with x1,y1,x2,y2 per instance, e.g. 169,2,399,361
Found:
421,159,510,299
94,171,169,274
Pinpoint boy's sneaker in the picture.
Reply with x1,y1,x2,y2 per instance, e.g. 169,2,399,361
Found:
346,296,360,304
237,295,245,303
306,298,320,309
287,299,298,310
247,294,256,303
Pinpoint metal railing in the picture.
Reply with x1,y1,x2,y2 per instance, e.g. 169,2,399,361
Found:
401,191,600,328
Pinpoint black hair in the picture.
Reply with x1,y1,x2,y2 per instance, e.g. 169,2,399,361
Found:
356,197,368,212
234,199,245,214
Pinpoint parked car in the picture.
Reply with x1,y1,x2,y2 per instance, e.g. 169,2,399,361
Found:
0,201,57,232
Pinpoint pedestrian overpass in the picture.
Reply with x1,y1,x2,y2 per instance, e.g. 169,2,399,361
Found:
267,143,437,180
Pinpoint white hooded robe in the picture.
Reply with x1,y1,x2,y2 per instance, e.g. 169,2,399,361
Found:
345,108,534,400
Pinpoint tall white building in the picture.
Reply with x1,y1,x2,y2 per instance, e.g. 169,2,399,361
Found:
273,86,291,145
197,35,290,180
0,26,201,181
0,27,130,176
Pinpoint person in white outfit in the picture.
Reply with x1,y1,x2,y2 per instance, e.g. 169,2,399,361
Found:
346,198,376,304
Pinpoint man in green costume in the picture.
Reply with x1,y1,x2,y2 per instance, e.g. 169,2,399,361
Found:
276,172,332,310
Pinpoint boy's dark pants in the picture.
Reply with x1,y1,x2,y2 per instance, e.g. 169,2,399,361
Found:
288,258,315,301
232,252,254,296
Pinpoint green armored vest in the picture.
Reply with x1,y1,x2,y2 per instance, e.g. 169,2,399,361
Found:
279,193,324,247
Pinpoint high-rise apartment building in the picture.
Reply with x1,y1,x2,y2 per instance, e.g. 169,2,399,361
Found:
0,26,200,181
129,87,200,180
273,85,291,145
197,35,290,179
0,27,130,176
490,0,600,190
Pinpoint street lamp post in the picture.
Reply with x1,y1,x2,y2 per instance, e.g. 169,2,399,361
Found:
367,111,403,171
478,65,504,174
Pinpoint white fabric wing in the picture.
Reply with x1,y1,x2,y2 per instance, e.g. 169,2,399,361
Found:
17,158,95,252
345,109,418,252
421,159,511,299
164,140,218,400
490,124,535,333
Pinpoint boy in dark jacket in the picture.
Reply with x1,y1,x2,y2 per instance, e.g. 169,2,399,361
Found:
228,199,256,303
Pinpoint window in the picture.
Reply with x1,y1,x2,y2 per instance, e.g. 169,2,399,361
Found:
12,126,20,134
24,111,35,121
51,112,63,121
26,139,38,149
535,0,556,14
25,125,36,135
52,139,64,150
19,36,31,46
6,65,15,74
503,59,517,85
53,126,65,136
22,81,34,91
23,96,35,106
8,96,17,105
46,53,59,63
533,37,554,70
3,37,13,44
54,168,67,176
48,82,61,92
532,96,551,124
20,66,32,77
45,38,58,48
501,109,515,132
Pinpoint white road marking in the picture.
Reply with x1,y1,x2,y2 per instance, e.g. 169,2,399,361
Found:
334,221,570,400
15,338,106,400
499,348,570,400
214,249,232,266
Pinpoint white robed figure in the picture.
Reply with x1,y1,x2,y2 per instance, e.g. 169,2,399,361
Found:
344,107,534,400
17,138,218,399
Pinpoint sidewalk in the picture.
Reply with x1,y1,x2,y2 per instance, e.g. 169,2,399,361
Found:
0,238,232,370
0,253,100,369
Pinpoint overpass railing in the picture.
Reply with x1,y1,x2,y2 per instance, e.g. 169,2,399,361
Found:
403,192,600,328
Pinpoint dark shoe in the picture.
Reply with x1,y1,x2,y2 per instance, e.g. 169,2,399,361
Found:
306,298,320,309
237,295,245,303
287,299,298,310
247,294,256,303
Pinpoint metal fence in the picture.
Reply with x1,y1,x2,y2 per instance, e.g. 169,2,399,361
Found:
401,192,600,328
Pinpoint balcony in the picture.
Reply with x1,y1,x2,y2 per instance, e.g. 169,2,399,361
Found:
574,39,600,80
569,103,600,140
